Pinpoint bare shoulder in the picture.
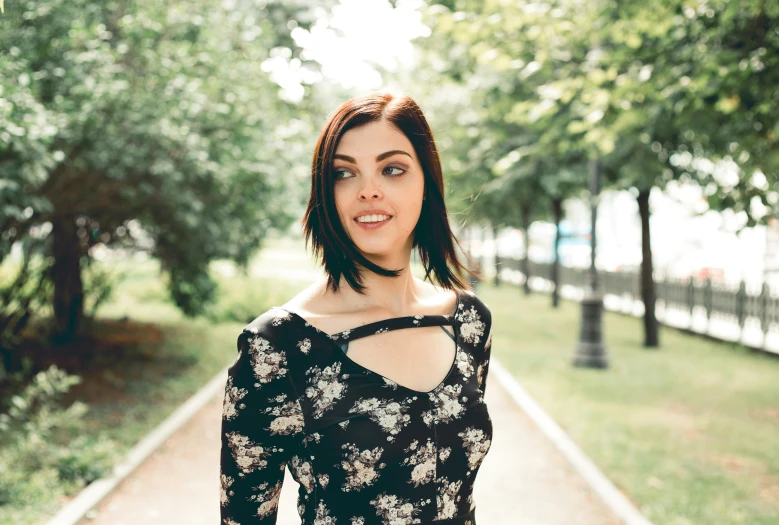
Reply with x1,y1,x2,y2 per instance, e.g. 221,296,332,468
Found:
416,278,460,316
279,279,332,316
277,280,355,334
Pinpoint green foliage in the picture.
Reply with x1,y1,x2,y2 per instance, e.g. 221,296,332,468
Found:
0,242,53,354
0,365,119,507
0,0,325,340
81,257,117,320
419,0,778,227
202,262,305,325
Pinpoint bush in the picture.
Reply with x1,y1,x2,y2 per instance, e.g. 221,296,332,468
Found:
204,271,300,324
0,365,119,507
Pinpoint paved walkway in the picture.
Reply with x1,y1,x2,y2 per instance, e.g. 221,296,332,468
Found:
76,371,619,525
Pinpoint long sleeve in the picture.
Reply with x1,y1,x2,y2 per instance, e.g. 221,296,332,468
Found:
480,323,492,395
475,302,493,396
220,328,305,523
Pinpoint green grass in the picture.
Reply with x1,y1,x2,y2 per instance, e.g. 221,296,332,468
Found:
0,318,246,525
80,246,306,450
478,283,779,525
0,239,303,525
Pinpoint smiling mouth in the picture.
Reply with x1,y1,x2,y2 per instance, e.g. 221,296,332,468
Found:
354,214,392,223
353,215,393,229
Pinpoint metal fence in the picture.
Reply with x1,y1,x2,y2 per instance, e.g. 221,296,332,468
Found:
495,256,779,355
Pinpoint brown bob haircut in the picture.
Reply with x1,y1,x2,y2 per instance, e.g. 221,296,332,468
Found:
301,92,481,295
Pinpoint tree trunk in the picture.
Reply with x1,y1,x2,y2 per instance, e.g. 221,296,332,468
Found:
491,223,501,286
637,189,659,348
551,198,562,308
52,216,84,343
521,207,531,295
465,225,479,290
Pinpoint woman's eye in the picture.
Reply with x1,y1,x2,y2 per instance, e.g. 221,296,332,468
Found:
334,166,405,180
333,170,353,180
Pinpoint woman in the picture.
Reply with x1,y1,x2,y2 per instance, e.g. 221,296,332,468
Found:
220,92,493,524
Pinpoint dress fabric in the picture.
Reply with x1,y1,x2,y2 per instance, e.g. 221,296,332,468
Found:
220,289,493,525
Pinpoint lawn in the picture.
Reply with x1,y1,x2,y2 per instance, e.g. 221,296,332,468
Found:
478,282,779,525
0,242,303,525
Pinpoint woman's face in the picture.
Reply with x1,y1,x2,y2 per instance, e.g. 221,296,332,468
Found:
332,120,425,263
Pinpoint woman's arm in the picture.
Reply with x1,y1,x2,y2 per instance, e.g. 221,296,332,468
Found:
220,329,304,523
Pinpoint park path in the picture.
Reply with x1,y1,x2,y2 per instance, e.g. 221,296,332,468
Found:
76,369,619,525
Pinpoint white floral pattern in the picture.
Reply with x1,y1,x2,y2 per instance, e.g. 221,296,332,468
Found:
455,305,485,345
434,477,463,520
369,493,422,524
458,426,492,471
382,376,399,390
349,397,413,442
222,376,247,421
221,292,492,524
248,480,283,518
248,335,287,385
263,393,304,435
455,348,474,379
402,439,437,486
305,362,347,418
303,432,322,445
224,431,271,475
313,501,336,525
289,455,316,493
270,309,291,327
341,443,386,491
297,337,312,355
220,473,234,507
318,473,330,488
476,360,488,390
422,384,465,426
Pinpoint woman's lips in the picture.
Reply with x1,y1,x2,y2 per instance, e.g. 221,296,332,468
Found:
354,216,392,231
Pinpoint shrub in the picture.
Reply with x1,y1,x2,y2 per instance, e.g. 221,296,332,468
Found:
204,272,300,324
0,365,119,507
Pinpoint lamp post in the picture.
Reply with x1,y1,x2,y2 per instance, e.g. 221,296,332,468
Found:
573,158,609,368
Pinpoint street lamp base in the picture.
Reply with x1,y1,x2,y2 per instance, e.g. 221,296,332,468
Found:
572,289,609,368
573,342,609,368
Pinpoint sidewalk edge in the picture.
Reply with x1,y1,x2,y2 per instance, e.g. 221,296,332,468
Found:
490,357,654,525
45,365,230,525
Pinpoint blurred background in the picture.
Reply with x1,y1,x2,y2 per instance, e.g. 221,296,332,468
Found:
0,1,777,524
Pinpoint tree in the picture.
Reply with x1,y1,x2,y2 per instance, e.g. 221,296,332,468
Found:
418,0,779,348
418,1,590,301
0,0,322,344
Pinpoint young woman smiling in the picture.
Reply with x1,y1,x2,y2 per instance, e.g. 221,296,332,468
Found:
220,92,493,524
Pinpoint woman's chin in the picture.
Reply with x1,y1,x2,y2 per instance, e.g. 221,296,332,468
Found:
354,244,397,262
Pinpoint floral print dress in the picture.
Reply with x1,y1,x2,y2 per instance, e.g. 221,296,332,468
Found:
220,289,493,524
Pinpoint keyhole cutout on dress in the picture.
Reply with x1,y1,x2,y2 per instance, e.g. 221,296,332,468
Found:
276,288,462,394
338,324,457,393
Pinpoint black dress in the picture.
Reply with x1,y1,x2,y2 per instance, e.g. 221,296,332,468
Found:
220,288,493,524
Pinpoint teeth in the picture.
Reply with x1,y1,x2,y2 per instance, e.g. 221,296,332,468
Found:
356,214,391,223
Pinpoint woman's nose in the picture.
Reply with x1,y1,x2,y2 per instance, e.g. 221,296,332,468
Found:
358,176,383,200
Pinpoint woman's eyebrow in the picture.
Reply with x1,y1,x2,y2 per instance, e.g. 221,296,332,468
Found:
333,150,412,163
